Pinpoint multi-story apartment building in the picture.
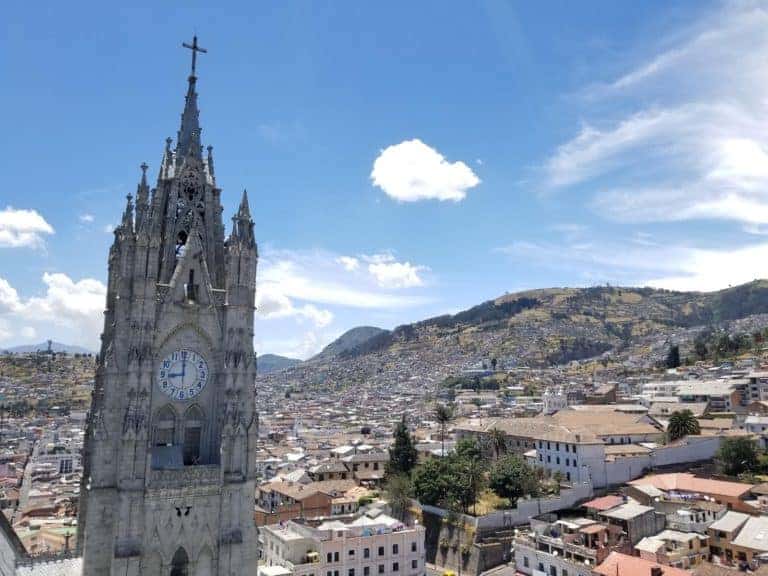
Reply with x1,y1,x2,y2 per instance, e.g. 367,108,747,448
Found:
261,510,425,576
514,516,628,576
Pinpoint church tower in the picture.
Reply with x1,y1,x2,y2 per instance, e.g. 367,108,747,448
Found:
78,37,259,576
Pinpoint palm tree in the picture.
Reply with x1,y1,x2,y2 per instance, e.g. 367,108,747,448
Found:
435,403,453,456
489,427,507,460
667,409,701,441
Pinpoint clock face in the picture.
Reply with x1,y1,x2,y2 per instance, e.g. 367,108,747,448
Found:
157,349,209,401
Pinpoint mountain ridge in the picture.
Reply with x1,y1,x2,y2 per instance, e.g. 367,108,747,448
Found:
257,280,768,389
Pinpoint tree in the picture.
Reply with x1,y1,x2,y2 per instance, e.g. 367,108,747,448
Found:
435,403,453,456
454,437,483,462
412,458,452,506
451,437,486,514
718,437,758,476
667,410,701,442
665,344,681,369
488,454,540,504
488,427,507,460
694,339,708,361
385,474,413,522
388,416,418,476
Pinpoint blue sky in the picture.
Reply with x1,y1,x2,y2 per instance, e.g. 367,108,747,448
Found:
2,1,768,358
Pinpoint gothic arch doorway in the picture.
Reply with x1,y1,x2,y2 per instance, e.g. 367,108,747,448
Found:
170,547,189,576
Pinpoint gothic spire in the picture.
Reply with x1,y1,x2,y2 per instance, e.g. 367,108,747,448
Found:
238,189,251,219
121,193,134,231
176,36,208,163
230,190,255,246
135,163,150,231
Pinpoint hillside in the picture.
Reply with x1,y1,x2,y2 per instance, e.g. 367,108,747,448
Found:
258,280,768,391
311,326,387,361
257,354,301,374
2,341,94,355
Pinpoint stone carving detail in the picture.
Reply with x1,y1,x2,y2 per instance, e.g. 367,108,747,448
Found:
122,389,148,435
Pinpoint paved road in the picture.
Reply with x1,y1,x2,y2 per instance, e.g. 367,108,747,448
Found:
14,440,38,521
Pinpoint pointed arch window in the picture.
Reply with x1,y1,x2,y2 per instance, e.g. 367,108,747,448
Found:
153,405,176,447
170,547,189,576
183,405,205,465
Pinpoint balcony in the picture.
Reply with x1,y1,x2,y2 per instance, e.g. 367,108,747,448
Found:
148,464,221,489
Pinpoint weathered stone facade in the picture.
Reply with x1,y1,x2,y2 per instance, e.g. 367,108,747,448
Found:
78,38,259,576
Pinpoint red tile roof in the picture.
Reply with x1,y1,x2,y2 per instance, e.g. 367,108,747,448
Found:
583,495,624,511
628,473,753,498
595,552,692,576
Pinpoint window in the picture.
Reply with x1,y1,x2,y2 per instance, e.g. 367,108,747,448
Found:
374,462,379,470
334,552,339,562
364,569,370,576
411,542,417,552
566,472,571,481
349,570,355,576
378,547,384,557
547,442,551,450
550,566,556,576
183,405,205,465
523,557,529,568
378,566,384,574
412,560,418,570
364,549,370,559
349,550,355,557
565,459,570,466
327,554,333,563
556,443,560,451
327,572,332,576
562,569,568,576
393,544,399,555
393,563,399,572
154,405,176,446
538,563,544,572
547,455,551,463
556,457,560,465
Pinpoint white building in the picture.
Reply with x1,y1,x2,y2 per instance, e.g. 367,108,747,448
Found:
261,510,425,576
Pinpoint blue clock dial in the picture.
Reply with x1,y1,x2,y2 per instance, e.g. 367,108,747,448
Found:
157,348,209,401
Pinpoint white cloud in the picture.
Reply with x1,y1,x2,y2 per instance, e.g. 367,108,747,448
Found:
365,254,427,289
103,224,115,234
0,273,105,348
0,207,54,248
371,139,480,202
79,213,95,224
541,2,768,226
337,256,360,271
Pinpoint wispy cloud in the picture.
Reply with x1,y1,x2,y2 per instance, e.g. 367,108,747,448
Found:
499,236,768,293
540,2,768,227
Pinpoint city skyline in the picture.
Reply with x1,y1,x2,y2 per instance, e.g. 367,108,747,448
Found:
3,1,768,358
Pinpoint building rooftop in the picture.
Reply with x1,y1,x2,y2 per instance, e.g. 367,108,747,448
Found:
708,511,750,533
600,501,655,521
594,552,691,576
628,473,754,499
731,516,768,552
583,495,625,511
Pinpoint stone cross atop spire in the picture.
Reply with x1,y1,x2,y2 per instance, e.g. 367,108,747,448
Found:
176,36,207,163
